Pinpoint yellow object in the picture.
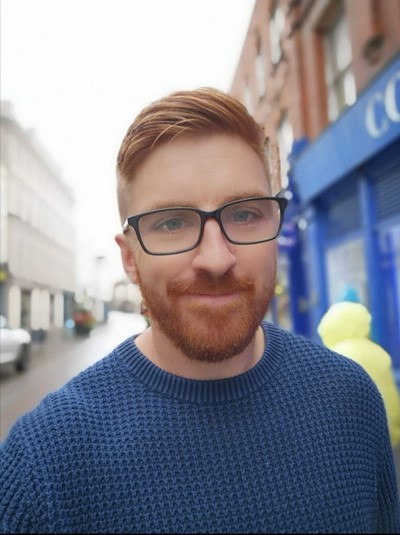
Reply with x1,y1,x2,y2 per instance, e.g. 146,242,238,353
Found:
318,302,400,448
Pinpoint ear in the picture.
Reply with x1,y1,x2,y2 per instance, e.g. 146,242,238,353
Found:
115,233,139,284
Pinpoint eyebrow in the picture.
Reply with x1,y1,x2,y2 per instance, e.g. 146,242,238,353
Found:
144,189,271,212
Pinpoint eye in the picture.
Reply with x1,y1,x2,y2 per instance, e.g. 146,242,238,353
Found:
228,207,263,225
156,217,185,232
222,199,274,226
139,209,200,237
232,210,258,223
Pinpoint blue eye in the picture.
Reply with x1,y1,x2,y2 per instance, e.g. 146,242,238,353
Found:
158,218,184,231
231,209,263,224
140,209,200,238
232,210,254,223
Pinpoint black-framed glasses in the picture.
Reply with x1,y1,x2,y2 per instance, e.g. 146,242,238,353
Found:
122,195,288,256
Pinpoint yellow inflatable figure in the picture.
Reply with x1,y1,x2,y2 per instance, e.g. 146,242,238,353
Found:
318,301,400,448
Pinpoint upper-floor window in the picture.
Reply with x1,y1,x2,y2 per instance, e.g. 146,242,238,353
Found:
269,1,285,65
323,10,356,121
256,35,266,99
244,80,254,114
277,113,293,189
0,165,8,216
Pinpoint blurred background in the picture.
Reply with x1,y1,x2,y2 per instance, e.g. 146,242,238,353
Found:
1,0,399,485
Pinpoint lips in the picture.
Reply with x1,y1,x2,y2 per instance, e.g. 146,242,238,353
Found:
167,273,254,299
189,292,238,303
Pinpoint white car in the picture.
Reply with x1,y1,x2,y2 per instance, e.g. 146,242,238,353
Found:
0,315,31,372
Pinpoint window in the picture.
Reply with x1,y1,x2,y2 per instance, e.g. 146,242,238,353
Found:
269,1,285,65
326,238,367,306
244,81,254,114
9,179,19,215
277,113,293,189
256,35,265,99
323,10,356,121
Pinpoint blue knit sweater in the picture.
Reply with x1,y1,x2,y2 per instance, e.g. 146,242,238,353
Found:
1,322,399,533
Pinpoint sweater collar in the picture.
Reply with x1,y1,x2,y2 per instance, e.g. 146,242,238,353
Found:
116,321,282,403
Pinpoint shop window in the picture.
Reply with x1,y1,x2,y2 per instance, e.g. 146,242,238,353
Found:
326,238,367,306
323,9,356,121
378,224,400,363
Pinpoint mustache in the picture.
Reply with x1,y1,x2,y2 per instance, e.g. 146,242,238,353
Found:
167,273,255,296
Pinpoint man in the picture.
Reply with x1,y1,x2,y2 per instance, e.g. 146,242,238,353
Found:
1,88,399,533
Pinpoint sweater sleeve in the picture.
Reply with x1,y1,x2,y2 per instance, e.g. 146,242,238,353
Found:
0,421,50,533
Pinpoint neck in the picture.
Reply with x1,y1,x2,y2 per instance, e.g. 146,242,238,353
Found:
134,325,265,380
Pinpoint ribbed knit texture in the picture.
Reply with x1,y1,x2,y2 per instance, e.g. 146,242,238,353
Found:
1,322,399,533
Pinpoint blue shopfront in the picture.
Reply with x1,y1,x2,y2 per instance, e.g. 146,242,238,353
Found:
286,53,400,376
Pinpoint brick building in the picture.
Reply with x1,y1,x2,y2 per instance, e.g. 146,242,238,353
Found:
231,0,400,372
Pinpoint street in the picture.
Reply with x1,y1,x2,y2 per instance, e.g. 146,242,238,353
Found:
1,311,400,495
0,311,148,441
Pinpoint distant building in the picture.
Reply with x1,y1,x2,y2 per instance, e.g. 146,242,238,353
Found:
231,0,400,372
0,101,76,334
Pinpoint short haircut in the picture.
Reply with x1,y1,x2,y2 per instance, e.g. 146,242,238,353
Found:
116,87,273,221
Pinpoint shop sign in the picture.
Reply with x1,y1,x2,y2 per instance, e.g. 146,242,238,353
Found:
292,54,400,204
366,69,400,138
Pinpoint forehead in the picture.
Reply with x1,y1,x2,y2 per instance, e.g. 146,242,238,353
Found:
126,134,270,213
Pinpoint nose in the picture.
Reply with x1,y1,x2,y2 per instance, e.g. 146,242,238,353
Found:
191,218,237,277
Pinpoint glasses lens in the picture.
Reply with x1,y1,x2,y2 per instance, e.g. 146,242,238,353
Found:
138,209,201,254
221,198,282,243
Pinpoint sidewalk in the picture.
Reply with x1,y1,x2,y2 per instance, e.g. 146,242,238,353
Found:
30,326,84,368
32,326,77,351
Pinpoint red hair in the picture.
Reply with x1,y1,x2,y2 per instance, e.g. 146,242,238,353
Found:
116,87,273,220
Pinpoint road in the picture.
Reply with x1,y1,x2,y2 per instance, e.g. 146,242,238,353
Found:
0,311,148,441
1,311,400,494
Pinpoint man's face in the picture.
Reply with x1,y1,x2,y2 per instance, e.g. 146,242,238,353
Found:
117,134,278,362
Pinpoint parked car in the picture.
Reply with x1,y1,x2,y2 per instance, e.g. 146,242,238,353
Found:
0,315,32,372
72,308,96,335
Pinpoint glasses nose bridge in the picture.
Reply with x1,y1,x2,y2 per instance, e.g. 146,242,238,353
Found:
199,207,225,236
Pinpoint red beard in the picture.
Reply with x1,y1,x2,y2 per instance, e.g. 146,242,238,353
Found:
137,269,275,363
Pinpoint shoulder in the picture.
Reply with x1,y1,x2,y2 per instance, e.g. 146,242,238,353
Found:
264,320,366,368
262,322,390,448
0,339,134,532
2,338,136,449
262,321,385,405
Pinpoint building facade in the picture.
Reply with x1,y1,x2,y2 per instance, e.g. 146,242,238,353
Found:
231,0,400,373
0,101,76,335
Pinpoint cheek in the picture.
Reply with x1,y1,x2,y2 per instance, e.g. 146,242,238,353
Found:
136,257,182,292
264,247,277,272
242,244,276,277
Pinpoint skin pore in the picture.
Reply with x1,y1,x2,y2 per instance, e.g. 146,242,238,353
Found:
115,134,278,380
